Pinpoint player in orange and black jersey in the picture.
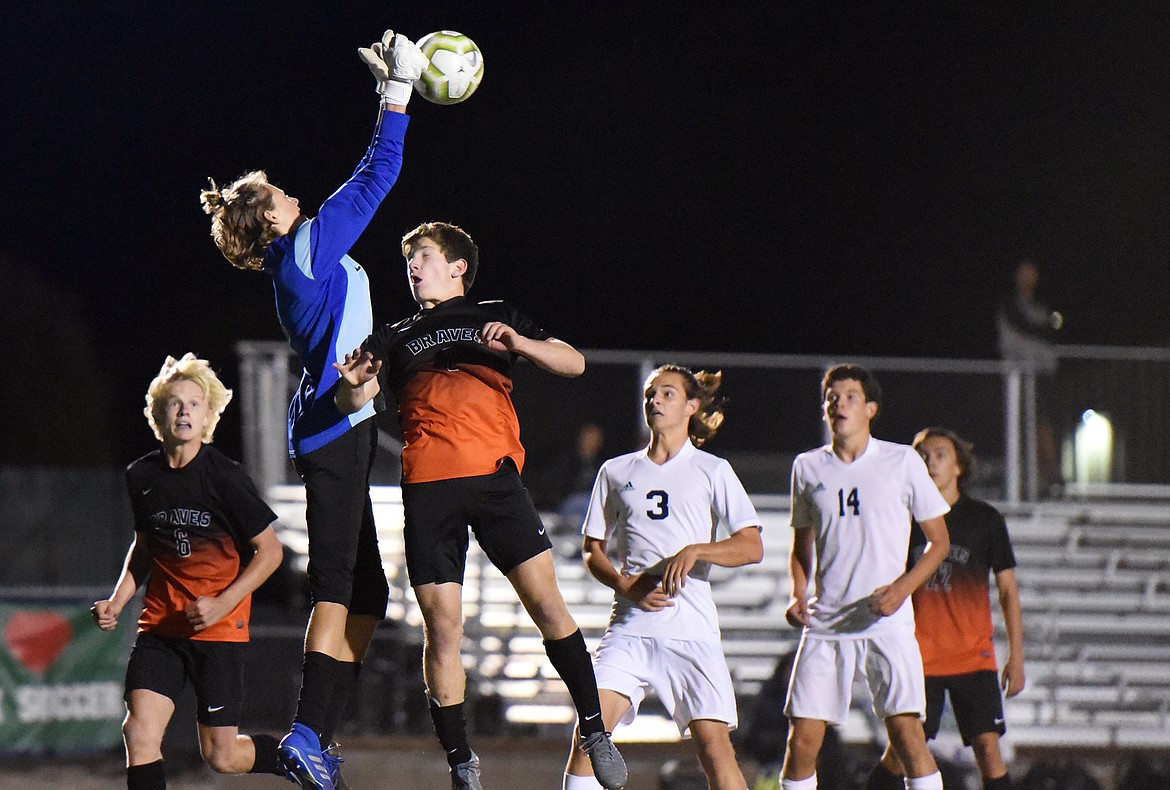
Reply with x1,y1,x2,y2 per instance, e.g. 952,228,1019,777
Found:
866,428,1025,790
334,222,627,790
92,355,285,790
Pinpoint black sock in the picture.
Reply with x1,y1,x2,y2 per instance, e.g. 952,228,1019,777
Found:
294,651,340,743
127,759,166,790
984,774,1013,790
320,660,360,745
544,630,604,737
864,763,905,790
248,733,283,775
428,695,473,767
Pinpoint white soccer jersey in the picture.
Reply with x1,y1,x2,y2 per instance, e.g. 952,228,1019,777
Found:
583,440,761,641
790,437,949,637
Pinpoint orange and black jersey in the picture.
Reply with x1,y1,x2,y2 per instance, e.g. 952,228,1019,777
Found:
125,445,277,642
363,296,552,484
909,495,1016,675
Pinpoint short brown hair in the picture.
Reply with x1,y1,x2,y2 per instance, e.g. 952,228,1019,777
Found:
821,364,882,418
402,221,479,291
913,427,977,491
200,172,278,271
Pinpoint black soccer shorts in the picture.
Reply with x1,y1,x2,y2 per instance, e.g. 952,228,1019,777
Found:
293,419,389,616
401,458,554,586
125,632,246,727
924,669,1007,744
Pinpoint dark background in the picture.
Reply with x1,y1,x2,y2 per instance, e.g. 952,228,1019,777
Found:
4,1,1169,467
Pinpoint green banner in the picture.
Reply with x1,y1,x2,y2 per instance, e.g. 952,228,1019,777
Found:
0,600,131,755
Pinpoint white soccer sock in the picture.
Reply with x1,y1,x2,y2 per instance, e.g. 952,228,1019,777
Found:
781,774,817,790
563,772,604,790
905,771,943,789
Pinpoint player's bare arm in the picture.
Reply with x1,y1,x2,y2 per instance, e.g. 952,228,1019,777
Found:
186,524,283,632
660,526,763,597
871,514,950,617
92,536,152,631
786,527,815,627
479,321,585,377
996,566,1027,697
583,535,674,612
333,348,382,415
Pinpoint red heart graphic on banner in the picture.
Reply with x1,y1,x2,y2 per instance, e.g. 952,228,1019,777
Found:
5,610,74,675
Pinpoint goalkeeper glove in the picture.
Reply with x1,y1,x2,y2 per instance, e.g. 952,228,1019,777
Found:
359,30,429,106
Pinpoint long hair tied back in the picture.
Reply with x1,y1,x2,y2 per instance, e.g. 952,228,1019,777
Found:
651,364,726,446
199,172,276,271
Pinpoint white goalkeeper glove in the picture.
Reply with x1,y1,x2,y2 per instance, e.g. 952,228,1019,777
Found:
359,30,430,106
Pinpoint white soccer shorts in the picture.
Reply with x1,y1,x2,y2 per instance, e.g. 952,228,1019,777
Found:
593,634,738,738
784,629,926,725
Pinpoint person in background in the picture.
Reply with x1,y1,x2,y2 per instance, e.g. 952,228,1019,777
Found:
562,365,763,790
866,427,1025,790
92,354,285,790
781,365,950,790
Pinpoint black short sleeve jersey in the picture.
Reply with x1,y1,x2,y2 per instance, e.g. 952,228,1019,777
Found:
362,296,553,483
124,445,277,641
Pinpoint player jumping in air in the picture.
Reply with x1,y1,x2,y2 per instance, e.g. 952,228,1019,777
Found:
561,365,763,790
92,354,285,790
333,222,628,789
866,428,1025,790
782,365,951,790
199,29,428,790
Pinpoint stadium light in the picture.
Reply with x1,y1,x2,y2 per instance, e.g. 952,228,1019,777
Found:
1074,409,1113,484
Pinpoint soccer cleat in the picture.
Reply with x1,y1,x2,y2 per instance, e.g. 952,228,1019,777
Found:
450,750,484,790
579,731,627,789
278,722,334,790
323,742,348,790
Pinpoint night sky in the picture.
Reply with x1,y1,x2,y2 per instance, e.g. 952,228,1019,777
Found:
5,2,1170,466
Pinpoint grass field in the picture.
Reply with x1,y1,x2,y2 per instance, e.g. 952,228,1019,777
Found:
0,736,710,789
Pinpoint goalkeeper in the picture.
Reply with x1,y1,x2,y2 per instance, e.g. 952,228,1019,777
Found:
199,30,427,790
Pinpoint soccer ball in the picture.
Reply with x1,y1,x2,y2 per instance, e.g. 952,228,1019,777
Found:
413,30,484,105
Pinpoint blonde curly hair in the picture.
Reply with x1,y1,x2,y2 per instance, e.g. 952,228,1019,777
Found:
144,354,233,444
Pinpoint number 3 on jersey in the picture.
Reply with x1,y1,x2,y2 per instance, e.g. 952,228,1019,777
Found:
646,490,669,520
838,487,860,516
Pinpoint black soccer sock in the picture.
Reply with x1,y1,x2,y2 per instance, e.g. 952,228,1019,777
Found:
127,759,166,790
863,762,905,790
248,733,284,775
294,651,340,742
544,629,605,737
428,695,473,767
983,774,1013,790
321,660,361,745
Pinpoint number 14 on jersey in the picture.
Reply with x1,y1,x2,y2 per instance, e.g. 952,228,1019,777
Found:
838,487,860,516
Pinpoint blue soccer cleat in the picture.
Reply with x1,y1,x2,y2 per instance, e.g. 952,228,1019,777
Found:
323,742,348,790
278,722,334,790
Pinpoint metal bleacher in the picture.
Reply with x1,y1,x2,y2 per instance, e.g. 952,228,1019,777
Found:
999,501,1170,750
267,485,1170,749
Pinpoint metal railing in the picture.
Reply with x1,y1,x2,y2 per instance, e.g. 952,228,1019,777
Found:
236,342,1170,503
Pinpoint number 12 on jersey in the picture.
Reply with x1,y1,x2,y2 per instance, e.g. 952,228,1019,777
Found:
838,487,860,516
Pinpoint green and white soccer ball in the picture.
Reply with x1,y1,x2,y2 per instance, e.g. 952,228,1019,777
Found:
414,30,484,105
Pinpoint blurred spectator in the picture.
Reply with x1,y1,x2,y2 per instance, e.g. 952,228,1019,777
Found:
1017,759,1101,790
996,259,1063,373
996,259,1064,495
739,650,854,790
1114,753,1170,790
536,422,607,538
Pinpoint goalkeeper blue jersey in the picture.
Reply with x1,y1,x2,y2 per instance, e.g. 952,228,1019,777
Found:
263,109,409,458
